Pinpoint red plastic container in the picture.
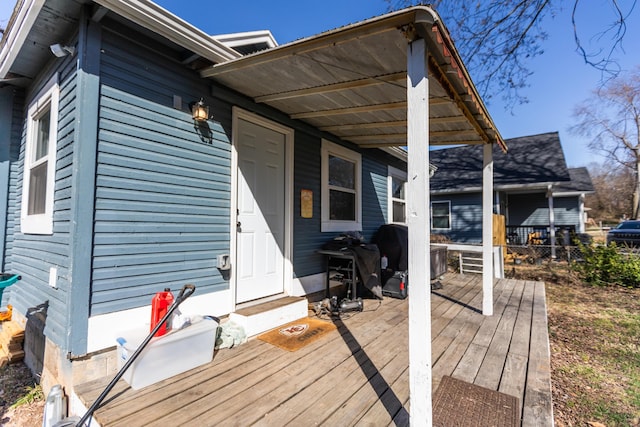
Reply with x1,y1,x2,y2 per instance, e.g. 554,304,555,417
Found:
150,288,174,337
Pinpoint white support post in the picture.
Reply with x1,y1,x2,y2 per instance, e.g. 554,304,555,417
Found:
482,143,494,316
548,185,556,258
579,194,586,233
407,37,432,427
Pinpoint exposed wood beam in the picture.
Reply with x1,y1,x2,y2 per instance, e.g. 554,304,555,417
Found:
429,97,450,105
430,115,467,125
255,72,405,103
291,96,452,120
359,141,407,148
430,129,478,138
319,114,462,133
290,101,406,119
428,139,485,145
348,133,406,142
319,120,406,132
357,138,484,148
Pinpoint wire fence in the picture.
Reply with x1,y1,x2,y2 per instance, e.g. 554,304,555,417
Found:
505,243,640,265
445,242,640,276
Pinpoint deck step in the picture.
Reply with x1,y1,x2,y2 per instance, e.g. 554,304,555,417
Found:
228,297,308,338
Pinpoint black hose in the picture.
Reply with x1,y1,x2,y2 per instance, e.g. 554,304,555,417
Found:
76,284,196,427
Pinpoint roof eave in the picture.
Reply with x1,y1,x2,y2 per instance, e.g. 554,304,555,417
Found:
0,0,45,78
1,0,243,80
423,16,506,152
92,0,240,63
553,190,594,197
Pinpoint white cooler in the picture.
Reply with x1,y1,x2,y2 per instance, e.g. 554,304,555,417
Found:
116,317,218,390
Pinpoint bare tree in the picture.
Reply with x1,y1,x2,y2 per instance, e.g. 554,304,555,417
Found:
386,1,637,108
585,162,634,222
572,68,640,218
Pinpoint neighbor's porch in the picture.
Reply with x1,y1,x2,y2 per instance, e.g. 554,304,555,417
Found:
74,273,553,426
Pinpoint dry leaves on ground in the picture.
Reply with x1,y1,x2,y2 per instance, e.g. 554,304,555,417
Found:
0,362,44,427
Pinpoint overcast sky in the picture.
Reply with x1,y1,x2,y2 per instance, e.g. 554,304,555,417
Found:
3,0,639,168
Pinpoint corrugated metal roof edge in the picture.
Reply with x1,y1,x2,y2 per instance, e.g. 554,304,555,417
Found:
202,6,506,152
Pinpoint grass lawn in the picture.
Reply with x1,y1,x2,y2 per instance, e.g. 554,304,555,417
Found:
509,261,640,427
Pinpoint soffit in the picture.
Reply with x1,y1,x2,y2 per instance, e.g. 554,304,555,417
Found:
0,0,85,82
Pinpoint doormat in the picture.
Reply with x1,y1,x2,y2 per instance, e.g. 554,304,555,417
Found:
433,376,519,427
257,317,337,352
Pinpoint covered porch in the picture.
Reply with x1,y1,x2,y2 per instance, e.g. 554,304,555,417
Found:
202,9,507,423
74,274,553,426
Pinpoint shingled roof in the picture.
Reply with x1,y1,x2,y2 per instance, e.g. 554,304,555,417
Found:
429,131,572,193
554,167,595,194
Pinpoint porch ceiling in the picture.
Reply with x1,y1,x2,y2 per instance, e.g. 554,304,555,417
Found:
201,7,506,152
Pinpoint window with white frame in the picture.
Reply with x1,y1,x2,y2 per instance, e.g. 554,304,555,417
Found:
321,140,361,232
431,200,451,230
21,75,59,235
388,166,407,224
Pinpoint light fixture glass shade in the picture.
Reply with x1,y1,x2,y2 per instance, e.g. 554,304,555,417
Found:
192,99,209,121
50,44,75,57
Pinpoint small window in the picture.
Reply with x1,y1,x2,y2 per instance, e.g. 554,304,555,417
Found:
388,166,407,224
321,140,361,232
431,201,451,230
21,75,59,235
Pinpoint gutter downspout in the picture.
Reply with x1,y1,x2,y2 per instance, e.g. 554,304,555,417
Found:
0,86,13,270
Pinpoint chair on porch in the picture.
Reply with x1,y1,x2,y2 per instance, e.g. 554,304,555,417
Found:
526,229,547,245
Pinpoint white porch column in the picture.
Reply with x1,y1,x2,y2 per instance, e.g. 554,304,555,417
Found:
547,185,556,258
482,143,494,316
579,193,586,233
407,37,432,426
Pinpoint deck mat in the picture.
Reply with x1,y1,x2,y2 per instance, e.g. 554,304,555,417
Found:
257,317,337,352
433,375,520,427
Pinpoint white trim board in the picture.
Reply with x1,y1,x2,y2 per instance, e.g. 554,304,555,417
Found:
86,289,232,352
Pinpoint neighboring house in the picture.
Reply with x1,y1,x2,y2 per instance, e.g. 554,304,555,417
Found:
0,1,505,417
429,132,594,243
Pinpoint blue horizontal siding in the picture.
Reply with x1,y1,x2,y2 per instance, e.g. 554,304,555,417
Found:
292,131,324,278
91,28,232,314
292,136,399,278
432,193,483,243
7,54,77,350
362,157,389,238
508,193,580,229
553,197,580,227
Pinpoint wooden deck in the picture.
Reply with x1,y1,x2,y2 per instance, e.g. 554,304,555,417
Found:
75,274,553,426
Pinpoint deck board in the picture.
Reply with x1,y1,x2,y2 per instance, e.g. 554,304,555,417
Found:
522,281,554,427
74,274,553,426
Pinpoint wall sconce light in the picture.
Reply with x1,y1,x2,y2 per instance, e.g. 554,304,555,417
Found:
191,98,210,122
50,43,76,58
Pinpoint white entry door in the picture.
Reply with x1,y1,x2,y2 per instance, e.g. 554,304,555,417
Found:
235,117,286,303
